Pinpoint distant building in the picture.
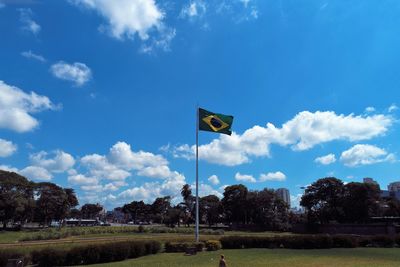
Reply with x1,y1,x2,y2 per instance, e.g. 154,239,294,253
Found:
388,182,400,192
276,188,290,208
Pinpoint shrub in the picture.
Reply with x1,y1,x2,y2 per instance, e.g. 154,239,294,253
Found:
332,235,359,248
220,235,366,250
164,242,205,253
31,240,161,266
205,240,222,251
31,248,65,267
370,235,395,248
0,251,28,267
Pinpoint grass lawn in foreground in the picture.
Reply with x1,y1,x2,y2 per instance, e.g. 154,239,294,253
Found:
87,248,400,267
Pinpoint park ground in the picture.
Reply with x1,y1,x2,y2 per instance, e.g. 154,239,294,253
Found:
1,228,399,266
87,248,400,267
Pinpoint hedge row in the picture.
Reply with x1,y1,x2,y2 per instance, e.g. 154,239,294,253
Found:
29,240,161,267
220,235,400,249
19,227,224,241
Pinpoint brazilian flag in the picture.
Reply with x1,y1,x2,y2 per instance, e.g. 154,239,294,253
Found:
199,108,233,135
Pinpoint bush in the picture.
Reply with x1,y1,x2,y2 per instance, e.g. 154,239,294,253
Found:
0,251,28,267
32,248,65,267
205,240,222,251
220,235,367,250
165,242,205,253
31,240,162,266
331,235,359,248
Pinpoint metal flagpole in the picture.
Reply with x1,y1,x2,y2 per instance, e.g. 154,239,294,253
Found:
195,106,199,242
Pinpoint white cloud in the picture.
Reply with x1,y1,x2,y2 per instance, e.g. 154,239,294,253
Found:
290,194,302,208
0,139,17,157
0,165,19,172
180,1,206,19
20,166,52,181
388,104,398,113
340,144,395,167
240,0,251,8
259,171,286,182
21,50,46,62
137,165,172,179
50,61,92,86
30,150,75,173
235,172,256,183
81,154,131,181
365,107,375,113
208,174,220,185
19,8,40,35
68,173,98,185
0,81,57,132
109,141,168,170
119,171,186,203
172,111,393,166
314,153,336,165
70,0,164,40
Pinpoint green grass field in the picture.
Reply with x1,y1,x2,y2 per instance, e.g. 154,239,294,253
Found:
87,248,400,267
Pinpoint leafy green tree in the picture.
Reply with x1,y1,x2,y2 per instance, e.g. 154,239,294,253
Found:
222,184,248,225
180,184,195,226
122,201,151,223
342,182,380,222
300,177,345,224
35,182,74,225
151,196,171,224
0,170,35,229
80,203,104,220
200,195,221,226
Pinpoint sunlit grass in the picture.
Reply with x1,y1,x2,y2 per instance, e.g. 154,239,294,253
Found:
87,248,400,267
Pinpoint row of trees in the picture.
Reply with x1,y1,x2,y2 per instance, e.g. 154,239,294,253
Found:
301,177,400,224
120,183,290,230
0,170,79,228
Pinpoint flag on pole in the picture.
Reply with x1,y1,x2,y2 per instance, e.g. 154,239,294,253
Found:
198,108,234,135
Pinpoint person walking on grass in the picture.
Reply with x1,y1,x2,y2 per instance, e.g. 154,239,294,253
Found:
219,254,227,267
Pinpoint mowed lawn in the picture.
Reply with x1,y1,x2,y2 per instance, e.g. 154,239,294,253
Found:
87,248,400,267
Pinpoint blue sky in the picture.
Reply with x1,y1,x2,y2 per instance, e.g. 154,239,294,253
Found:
1,0,400,209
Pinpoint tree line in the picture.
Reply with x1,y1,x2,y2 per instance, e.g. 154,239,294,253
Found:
120,183,290,230
301,177,400,224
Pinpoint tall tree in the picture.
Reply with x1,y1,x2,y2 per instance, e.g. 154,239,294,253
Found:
301,177,345,224
200,195,221,226
342,182,380,223
151,196,171,224
122,201,151,223
35,182,71,225
81,203,104,220
222,184,248,225
0,170,35,229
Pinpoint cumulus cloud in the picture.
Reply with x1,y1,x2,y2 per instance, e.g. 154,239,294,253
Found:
19,8,40,35
21,50,46,62
388,104,398,113
50,61,92,86
259,171,286,182
0,165,19,172
208,174,220,185
365,107,375,113
68,173,98,185
119,171,186,203
314,153,336,165
0,139,17,157
30,150,75,173
20,166,52,181
72,141,186,203
0,81,57,132
180,1,206,19
69,0,174,52
171,111,393,166
340,144,395,167
235,172,256,183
